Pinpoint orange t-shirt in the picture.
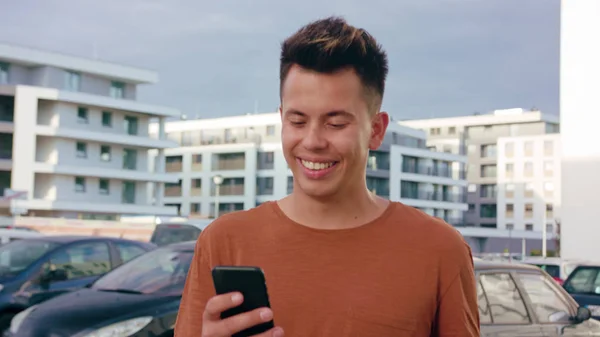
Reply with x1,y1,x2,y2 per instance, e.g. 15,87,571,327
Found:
175,201,479,337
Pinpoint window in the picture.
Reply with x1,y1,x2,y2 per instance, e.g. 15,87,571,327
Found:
115,242,147,265
266,125,275,136
480,204,497,218
480,184,497,198
506,204,514,218
479,273,530,324
480,144,497,158
448,126,456,135
256,177,274,196
505,163,514,177
100,145,111,162
524,141,534,156
76,142,87,158
504,142,514,157
525,183,534,198
287,176,293,194
506,223,514,230
480,164,497,178
0,62,8,84
122,181,136,204
77,107,88,123
75,177,85,192
525,203,533,218
124,116,138,135
563,267,600,295
546,204,554,218
544,140,554,156
191,203,201,214
467,184,477,193
48,242,111,280
525,224,533,231
123,149,137,170
64,71,80,91
430,127,441,135
99,179,109,195
468,204,475,212
516,273,572,323
544,182,555,197
524,162,533,177
102,111,112,127
110,81,125,98
505,183,515,198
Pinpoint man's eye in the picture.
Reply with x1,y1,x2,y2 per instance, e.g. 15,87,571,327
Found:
329,124,347,129
290,121,305,126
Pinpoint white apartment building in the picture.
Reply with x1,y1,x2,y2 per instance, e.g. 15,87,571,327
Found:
496,134,561,234
0,43,180,220
149,113,468,222
400,108,559,253
560,0,600,260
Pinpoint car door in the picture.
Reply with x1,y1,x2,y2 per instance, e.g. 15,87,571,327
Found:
113,241,150,267
514,270,594,337
25,240,113,305
478,271,544,336
564,266,600,319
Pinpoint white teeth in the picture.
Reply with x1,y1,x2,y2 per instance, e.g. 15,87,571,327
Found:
301,160,335,170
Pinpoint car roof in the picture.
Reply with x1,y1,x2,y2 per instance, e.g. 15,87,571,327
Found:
165,240,196,251
474,259,542,272
156,221,212,230
24,235,142,244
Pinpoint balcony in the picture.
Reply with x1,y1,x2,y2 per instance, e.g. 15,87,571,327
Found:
213,153,246,171
166,161,183,173
218,184,245,196
165,185,182,197
402,165,452,178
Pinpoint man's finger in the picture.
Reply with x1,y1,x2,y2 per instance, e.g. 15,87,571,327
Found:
211,307,274,337
203,292,244,321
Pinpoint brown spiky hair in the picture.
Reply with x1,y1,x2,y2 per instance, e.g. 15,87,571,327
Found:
279,16,389,113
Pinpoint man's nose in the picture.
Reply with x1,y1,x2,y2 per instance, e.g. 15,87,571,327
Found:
302,125,328,151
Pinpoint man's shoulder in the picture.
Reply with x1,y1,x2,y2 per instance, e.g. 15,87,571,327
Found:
200,202,274,239
388,202,467,250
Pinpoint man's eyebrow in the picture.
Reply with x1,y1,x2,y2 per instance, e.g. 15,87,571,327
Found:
326,110,355,118
284,109,306,117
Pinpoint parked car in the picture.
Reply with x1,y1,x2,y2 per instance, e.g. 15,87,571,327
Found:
150,221,210,246
0,228,42,246
562,264,600,320
0,226,38,233
0,235,156,332
8,241,195,337
521,257,594,285
476,260,600,336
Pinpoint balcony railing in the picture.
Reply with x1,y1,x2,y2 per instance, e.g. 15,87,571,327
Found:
190,187,202,196
402,165,453,178
402,191,465,203
165,186,182,197
213,158,246,171
166,161,183,172
212,184,245,196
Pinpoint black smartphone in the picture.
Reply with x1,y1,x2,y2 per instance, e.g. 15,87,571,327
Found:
211,266,275,337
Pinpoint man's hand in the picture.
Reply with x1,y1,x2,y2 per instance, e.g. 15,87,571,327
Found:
202,292,285,337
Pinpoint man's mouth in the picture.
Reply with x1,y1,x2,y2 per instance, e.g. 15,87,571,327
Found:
300,159,338,171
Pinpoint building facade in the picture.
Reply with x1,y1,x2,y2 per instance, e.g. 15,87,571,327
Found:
400,108,560,253
560,0,600,260
0,43,180,220
149,113,469,223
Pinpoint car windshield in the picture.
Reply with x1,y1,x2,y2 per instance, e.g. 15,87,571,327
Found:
0,240,59,277
151,224,201,246
534,264,561,278
564,267,600,294
92,247,193,295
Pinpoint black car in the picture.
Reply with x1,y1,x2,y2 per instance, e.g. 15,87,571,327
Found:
8,241,194,337
0,235,155,331
562,265,600,320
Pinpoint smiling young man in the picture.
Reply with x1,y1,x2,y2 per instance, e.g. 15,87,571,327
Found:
175,17,479,337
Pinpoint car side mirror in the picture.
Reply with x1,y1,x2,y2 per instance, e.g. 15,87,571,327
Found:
575,306,591,323
40,266,68,283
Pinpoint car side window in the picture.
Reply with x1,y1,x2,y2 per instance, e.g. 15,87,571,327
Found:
564,268,600,294
115,242,147,264
477,279,493,324
517,272,572,323
49,242,111,280
479,272,531,324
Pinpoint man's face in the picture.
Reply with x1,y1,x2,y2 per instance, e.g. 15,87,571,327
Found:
280,65,389,199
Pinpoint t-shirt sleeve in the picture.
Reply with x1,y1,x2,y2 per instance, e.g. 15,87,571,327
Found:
174,235,216,337
433,241,480,337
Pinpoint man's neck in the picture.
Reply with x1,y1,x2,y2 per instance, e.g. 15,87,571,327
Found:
277,189,390,230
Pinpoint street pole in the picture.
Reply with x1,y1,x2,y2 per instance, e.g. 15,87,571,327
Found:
542,208,547,258
213,175,223,219
522,237,526,259
508,228,512,262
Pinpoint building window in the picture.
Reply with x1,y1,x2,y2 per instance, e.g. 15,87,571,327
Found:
287,176,294,194
100,145,111,161
480,204,497,218
257,152,275,170
122,181,136,204
523,162,534,177
102,111,112,127
525,224,534,231
191,203,201,214
124,116,138,135
468,184,477,193
99,179,109,195
525,182,534,198
505,163,514,178
544,140,554,156
76,142,87,158
525,203,534,218
505,142,514,157
524,141,534,157
266,125,275,136
480,144,497,158
256,177,274,196
543,160,554,177
65,71,80,91
506,204,514,218
506,223,514,230
75,176,86,192
505,183,515,198
123,149,137,170
77,107,88,124
110,81,126,98
480,184,497,199
546,204,554,219
430,127,441,135
480,164,497,178
468,204,475,212
0,62,9,84
448,126,456,135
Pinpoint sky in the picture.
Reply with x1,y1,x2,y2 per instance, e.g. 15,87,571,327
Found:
1,0,560,120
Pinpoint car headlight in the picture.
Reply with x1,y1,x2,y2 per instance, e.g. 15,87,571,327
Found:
82,316,153,337
9,305,38,334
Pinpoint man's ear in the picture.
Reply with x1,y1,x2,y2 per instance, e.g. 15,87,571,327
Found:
369,112,390,150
